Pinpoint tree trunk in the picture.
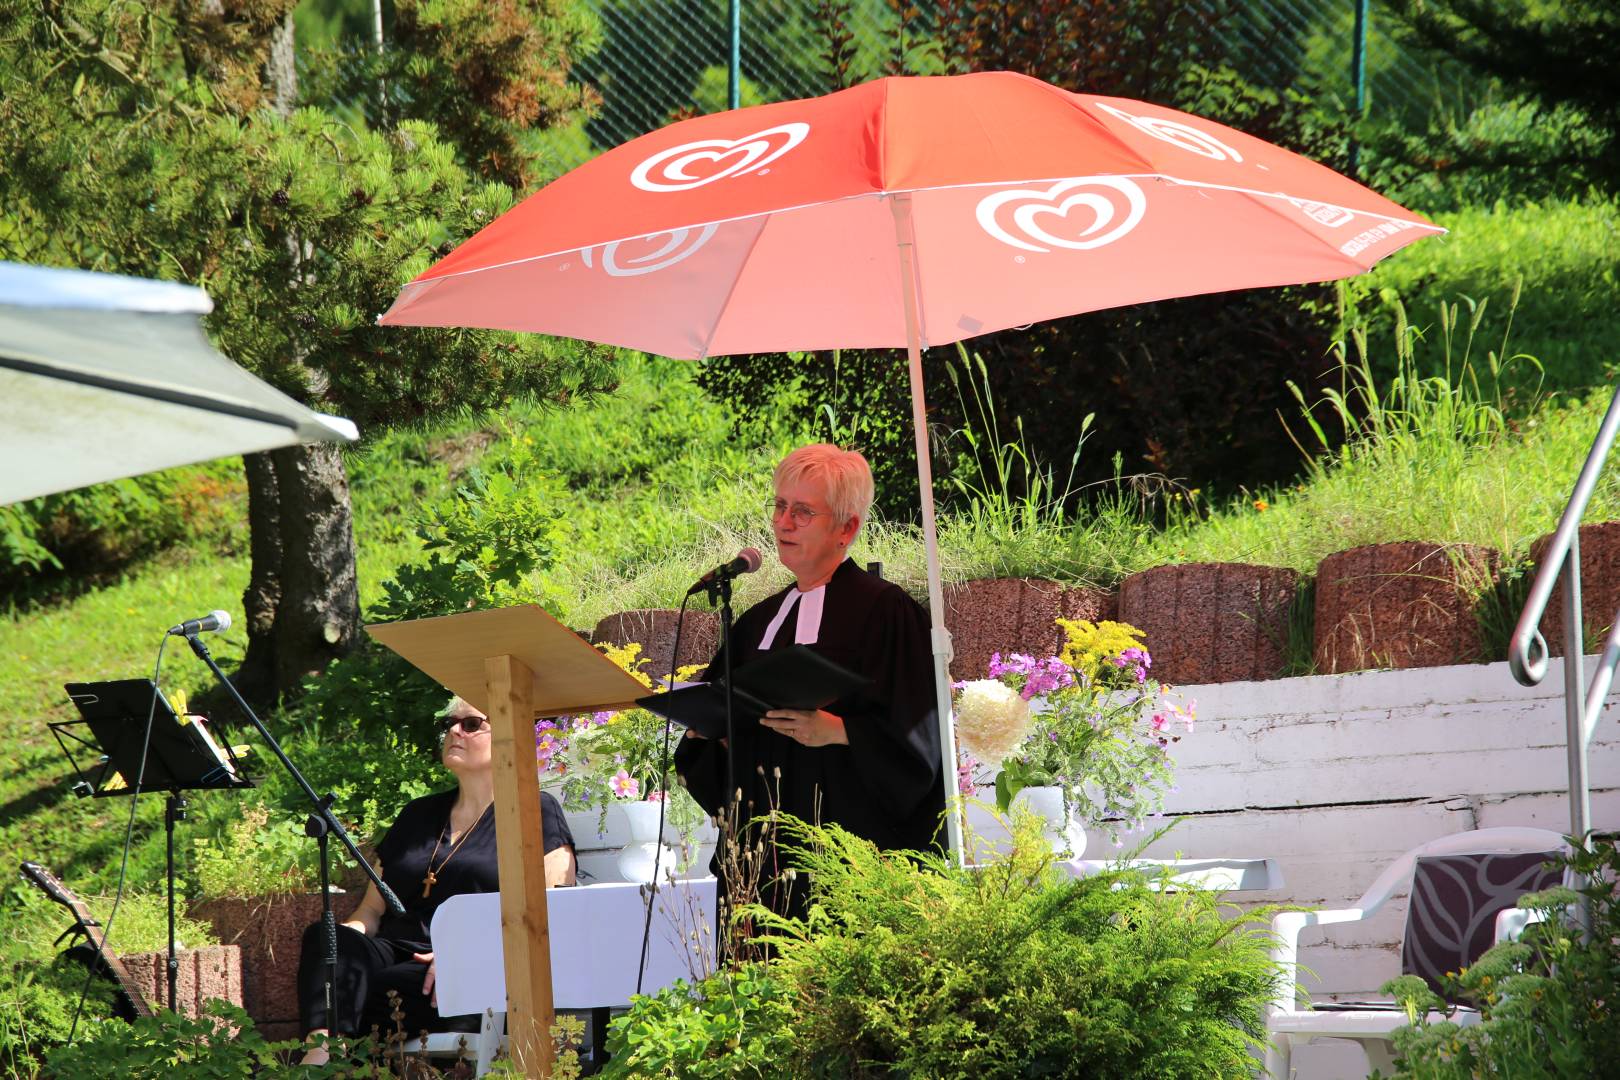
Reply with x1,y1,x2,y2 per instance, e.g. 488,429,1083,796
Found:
236,452,284,708
267,13,298,116
269,442,361,695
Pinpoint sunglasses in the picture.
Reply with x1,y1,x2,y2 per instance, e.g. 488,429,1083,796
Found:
439,714,490,736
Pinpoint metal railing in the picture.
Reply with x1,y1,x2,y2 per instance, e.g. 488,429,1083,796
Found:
1508,385,1620,843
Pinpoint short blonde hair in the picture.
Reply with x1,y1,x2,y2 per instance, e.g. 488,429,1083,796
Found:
774,443,874,526
437,695,483,719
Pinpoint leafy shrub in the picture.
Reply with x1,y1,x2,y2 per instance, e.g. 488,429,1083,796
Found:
0,884,218,1075
0,461,246,597
599,967,799,1079
756,814,1279,1078
190,801,318,900
185,726,442,902
42,999,344,1078
1378,837,1620,1079
293,423,568,748
604,813,1278,1079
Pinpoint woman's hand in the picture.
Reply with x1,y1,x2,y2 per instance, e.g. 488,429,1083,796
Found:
413,951,437,1006
760,708,848,747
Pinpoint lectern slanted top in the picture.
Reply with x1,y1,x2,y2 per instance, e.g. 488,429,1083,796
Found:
365,604,649,718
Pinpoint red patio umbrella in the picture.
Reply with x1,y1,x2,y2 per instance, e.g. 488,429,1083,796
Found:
382,70,1442,861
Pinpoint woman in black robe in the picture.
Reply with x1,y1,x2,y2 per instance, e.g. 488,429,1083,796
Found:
674,444,945,916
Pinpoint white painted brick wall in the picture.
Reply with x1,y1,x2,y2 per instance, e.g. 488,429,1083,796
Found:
1141,655,1619,1079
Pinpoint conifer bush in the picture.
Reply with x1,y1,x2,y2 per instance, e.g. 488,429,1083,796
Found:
604,812,1279,1079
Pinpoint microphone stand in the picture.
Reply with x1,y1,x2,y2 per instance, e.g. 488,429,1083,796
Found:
184,633,404,1037
704,573,737,965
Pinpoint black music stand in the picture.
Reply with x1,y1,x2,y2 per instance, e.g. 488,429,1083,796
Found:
50,679,254,1013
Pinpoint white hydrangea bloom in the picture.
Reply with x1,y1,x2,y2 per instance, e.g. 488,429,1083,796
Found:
954,679,1032,764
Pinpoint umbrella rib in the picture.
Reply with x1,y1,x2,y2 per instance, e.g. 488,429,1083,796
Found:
0,354,306,432
1221,182,1444,272
694,217,773,362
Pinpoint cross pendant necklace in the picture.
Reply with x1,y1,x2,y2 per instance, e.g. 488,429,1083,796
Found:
420,801,490,899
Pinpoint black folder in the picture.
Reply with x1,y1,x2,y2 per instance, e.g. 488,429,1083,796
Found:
635,645,870,740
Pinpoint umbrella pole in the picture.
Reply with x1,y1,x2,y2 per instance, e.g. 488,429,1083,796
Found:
891,192,967,868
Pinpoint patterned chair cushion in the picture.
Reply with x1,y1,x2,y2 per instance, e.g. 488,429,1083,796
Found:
1402,850,1563,999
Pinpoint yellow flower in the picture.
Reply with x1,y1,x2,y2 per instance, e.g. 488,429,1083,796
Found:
598,641,655,689
1055,618,1147,681
1253,499,1269,512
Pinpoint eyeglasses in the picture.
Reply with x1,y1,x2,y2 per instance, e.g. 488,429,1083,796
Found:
439,714,490,737
770,499,828,528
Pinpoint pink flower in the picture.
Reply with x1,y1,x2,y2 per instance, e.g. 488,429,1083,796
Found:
955,757,977,796
609,769,640,799
645,790,666,803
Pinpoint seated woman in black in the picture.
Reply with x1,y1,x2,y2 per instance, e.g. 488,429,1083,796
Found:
297,697,576,1064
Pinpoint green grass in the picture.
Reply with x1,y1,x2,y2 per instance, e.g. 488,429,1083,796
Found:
1349,195,1620,391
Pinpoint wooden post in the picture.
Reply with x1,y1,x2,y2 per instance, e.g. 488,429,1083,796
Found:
485,653,555,1076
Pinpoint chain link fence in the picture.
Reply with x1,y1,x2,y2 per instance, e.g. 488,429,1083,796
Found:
310,2,1462,172
567,0,1452,161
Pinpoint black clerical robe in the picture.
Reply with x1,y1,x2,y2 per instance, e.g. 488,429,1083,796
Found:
674,559,945,868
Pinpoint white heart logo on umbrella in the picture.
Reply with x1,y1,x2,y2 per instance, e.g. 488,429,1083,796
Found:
580,224,720,276
1094,102,1243,163
976,177,1147,254
630,123,811,192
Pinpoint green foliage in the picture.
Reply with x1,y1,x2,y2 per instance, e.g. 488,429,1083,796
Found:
385,0,603,189
747,814,1278,1078
0,884,218,1075
370,426,568,622
1378,837,1620,1079
0,3,619,429
695,348,929,517
294,424,569,751
600,967,799,1079
0,462,246,596
1382,0,1620,197
41,999,370,1078
190,800,318,899
1348,196,1620,391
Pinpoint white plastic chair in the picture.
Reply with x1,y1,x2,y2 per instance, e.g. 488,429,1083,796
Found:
1264,826,1567,1079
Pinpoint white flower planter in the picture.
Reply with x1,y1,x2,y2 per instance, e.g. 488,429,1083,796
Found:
615,800,682,883
1011,784,1087,859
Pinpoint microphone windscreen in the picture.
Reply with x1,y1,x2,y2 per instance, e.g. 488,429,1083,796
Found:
210,609,233,632
738,547,763,573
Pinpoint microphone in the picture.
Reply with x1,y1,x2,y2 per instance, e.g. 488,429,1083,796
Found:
167,610,232,637
686,548,762,596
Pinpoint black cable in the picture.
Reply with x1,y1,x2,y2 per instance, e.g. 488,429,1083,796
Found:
66,632,168,1044
636,592,690,996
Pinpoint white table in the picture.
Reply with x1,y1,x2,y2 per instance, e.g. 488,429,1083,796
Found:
430,877,717,1015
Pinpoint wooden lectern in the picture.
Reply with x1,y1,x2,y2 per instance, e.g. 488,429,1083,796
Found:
368,605,649,1076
